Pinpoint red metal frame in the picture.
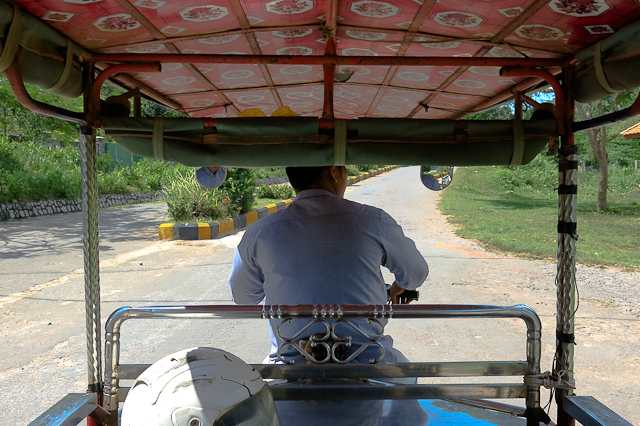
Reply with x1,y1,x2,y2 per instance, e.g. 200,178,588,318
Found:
500,67,566,136
94,53,566,68
5,59,85,124
321,37,336,122
91,63,161,126
573,91,640,132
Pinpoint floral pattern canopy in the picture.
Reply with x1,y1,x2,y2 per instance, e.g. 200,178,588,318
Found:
14,0,640,120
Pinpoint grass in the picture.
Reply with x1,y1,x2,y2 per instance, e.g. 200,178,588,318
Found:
439,165,640,271
164,198,292,223
0,138,172,202
253,167,287,179
252,198,291,209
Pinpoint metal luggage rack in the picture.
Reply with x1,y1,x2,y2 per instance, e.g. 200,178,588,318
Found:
104,304,542,422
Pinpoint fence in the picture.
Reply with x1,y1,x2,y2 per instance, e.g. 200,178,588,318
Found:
104,142,144,168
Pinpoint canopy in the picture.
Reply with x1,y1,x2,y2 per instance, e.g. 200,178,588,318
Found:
3,0,640,120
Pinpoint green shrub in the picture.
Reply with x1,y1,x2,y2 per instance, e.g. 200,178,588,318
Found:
0,139,85,202
162,167,236,222
162,167,256,222
253,167,287,179
356,165,383,172
346,165,360,176
1,137,186,202
495,154,558,192
255,183,295,200
97,152,114,173
219,168,256,213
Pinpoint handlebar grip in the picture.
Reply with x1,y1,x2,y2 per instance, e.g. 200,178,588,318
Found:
399,289,419,301
385,285,419,303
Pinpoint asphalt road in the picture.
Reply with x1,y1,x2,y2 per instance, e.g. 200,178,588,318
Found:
1,166,638,425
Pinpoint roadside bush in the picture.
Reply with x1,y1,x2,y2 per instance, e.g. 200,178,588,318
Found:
579,165,640,198
0,137,178,202
346,165,384,175
162,167,256,222
356,165,383,172
253,167,287,179
495,150,640,199
163,167,237,222
346,165,360,176
0,138,83,202
255,183,295,200
97,152,114,173
219,168,256,213
495,153,558,192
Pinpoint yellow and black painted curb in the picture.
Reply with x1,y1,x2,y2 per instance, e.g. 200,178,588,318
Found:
159,166,397,240
347,166,395,185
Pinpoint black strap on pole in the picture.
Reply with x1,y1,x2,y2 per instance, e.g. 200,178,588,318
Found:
556,330,576,345
557,185,577,194
558,160,578,172
557,221,577,235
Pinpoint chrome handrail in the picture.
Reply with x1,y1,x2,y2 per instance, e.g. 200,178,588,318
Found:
104,304,541,415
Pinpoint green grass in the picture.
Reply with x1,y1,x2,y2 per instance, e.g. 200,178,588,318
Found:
252,198,291,209
0,138,174,202
439,166,640,271
253,167,287,179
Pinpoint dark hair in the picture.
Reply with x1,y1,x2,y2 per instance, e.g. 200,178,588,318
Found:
285,166,330,191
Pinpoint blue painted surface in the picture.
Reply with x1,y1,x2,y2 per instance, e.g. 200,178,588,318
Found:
276,398,526,426
417,400,525,425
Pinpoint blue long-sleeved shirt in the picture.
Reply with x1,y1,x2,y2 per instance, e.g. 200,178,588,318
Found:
229,189,429,362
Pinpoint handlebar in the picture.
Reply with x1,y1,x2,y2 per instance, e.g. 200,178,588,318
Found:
386,284,419,304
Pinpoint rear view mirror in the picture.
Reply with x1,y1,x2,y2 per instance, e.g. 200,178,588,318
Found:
420,166,455,191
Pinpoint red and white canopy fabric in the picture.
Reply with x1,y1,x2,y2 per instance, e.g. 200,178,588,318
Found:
9,0,640,119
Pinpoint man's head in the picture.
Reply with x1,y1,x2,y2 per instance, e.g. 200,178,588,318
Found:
285,166,348,197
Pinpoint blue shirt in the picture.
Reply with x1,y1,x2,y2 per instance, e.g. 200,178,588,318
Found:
228,189,429,362
195,167,227,189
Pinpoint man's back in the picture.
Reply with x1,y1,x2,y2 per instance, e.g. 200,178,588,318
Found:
237,189,389,306
229,188,428,363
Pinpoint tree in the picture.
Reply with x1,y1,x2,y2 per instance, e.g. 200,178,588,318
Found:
575,90,638,212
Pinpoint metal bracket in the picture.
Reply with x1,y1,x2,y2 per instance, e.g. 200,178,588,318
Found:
564,395,633,426
27,393,108,426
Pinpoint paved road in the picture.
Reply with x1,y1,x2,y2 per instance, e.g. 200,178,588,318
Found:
1,166,638,425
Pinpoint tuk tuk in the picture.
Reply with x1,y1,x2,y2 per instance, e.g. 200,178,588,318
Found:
1,0,638,424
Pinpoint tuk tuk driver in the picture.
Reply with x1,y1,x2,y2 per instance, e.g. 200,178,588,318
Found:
228,166,429,366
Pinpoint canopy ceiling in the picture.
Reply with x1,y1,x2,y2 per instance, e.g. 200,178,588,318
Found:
9,0,640,119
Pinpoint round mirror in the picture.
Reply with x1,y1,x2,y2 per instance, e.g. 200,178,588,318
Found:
420,166,455,191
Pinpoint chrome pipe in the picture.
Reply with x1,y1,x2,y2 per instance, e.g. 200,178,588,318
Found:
117,361,530,381
103,304,541,410
269,383,527,401
80,126,102,394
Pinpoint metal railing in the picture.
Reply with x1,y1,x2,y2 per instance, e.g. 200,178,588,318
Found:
104,304,542,419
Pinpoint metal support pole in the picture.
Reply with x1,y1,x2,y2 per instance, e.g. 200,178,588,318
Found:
515,92,523,121
321,37,336,122
556,71,577,425
81,125,103,395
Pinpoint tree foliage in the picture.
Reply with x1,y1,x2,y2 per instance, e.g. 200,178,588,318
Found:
575,89,640,211
469,89,640,212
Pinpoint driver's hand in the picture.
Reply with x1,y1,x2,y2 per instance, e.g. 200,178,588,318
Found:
389,281,416,304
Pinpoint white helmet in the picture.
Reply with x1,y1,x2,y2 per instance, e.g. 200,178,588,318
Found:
121,347,280,426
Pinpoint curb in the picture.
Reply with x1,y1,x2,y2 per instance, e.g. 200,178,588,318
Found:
159,166,397,240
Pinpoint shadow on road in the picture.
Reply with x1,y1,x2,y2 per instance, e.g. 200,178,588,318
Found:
0,203,167,260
